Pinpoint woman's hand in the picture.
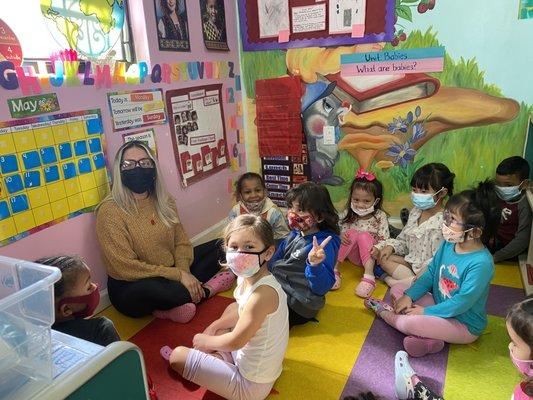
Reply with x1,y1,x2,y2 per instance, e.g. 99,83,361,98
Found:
394,295,413,314
308,236,332,266
181,271,205,303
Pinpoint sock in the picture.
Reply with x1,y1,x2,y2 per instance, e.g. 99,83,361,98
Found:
403,336,445,358
153,303,196,324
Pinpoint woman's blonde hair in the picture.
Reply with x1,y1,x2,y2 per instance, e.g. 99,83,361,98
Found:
97,141,178,227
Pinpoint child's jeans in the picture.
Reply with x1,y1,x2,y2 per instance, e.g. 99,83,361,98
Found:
183,348,274,400
338,230,376,266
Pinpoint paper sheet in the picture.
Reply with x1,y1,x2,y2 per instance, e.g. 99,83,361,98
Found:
328,0,367,35
258,0,290,38
291,4,326,33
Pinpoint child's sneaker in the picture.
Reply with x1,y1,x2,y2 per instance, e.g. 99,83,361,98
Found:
364,297,394,316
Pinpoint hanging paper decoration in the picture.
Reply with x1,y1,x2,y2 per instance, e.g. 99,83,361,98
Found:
0,19,23,66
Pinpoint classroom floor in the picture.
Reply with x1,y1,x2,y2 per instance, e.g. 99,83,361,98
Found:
100,260,525,400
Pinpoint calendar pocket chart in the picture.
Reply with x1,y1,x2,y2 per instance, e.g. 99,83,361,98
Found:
0,109,110,246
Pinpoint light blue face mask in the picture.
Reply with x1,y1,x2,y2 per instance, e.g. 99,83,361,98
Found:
496,184,523,202
411,188,444,210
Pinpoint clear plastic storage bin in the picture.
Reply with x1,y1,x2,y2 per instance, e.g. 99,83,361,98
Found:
0,255,60,399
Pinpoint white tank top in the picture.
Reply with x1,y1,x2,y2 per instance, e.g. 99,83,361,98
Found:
231,274,289,383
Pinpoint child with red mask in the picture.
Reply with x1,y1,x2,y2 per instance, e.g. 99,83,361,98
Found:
36,255,120,347
268,182,340,327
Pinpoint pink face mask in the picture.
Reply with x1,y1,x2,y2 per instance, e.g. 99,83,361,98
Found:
226,249,266,278
287,211,317,232
510,344,533,377
442,223,473,244
58,284,100,318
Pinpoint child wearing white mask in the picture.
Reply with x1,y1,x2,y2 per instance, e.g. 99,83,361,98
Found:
365,180,499,358
492,156,532,263
373,163,455,288
160,215,289,400
335,169,390,298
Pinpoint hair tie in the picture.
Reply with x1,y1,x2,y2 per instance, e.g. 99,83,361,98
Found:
356,168,376,181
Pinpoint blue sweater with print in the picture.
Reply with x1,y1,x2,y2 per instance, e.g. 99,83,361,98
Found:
268,229,340,318
405,241,494,336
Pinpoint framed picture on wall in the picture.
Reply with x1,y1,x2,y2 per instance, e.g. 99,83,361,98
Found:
200,0,229,51
155,0,191,52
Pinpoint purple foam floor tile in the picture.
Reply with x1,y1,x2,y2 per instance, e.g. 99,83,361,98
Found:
486,284,525,318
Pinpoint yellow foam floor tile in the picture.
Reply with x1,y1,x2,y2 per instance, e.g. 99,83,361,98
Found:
444,315,520,399
272,261,380,399
97,306,154,340
492,261,522,289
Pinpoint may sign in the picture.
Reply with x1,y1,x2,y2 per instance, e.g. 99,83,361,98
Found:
7,93,60,118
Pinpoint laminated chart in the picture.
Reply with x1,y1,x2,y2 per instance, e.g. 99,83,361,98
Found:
0,110,110,245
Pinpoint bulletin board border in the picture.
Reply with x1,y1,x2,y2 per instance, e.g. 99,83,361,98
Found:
238,0,395,51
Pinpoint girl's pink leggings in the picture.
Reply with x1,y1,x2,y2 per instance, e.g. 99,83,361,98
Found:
338,230,375,266
380,283,478,344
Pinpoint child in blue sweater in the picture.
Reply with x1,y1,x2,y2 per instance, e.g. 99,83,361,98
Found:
365,180,500,357
269,182,340,328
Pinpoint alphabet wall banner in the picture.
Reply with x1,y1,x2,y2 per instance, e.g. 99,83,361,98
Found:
107,89,167,132
7,93,60,118
0,60,237,94
166,84,229,187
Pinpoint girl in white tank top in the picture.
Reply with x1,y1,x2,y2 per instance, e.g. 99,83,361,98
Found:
162,215,289,400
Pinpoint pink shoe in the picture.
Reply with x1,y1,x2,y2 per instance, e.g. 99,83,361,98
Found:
331,269,342,290
364,297,394,316
403,336,445,357
160,345,173,362
204,269,236,295
355,275,376,298
153,303,196,323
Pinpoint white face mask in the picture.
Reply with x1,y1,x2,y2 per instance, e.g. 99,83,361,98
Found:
350,200,376,216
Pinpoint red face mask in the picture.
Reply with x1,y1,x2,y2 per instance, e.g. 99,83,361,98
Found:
58,284,100,318
287,211,317,231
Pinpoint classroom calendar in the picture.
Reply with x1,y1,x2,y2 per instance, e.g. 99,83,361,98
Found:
0,110,110,245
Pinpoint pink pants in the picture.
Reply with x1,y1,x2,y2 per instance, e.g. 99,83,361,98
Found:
380,284,478,344
183,348,274,400
338,230,375,266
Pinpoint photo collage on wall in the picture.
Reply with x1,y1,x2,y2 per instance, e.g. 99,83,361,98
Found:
166,84,229,187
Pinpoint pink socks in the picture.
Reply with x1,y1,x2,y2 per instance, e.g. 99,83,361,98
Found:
203,270,236,296
153,302,196,323
403,335,445,357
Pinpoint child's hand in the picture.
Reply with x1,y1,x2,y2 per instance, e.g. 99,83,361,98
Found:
394,295,413,314
370,246,380,259
405,305,424,315
379,245,394,262
203,322,219,336
193,333,212,353
308,236,332,266
340,232,351,245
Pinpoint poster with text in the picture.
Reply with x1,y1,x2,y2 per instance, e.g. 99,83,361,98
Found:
200,0,229,51
123,129,157,157
166,84,228,187
107,89,167,132
155,0,191,51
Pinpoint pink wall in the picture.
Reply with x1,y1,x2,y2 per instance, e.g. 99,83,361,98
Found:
0,0,243,288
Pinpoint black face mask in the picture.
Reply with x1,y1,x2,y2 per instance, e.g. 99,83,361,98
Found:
121,167,156,194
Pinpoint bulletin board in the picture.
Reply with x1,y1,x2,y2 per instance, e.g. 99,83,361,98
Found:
166,84,229,187
238,0,395,51
0,110,109,246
